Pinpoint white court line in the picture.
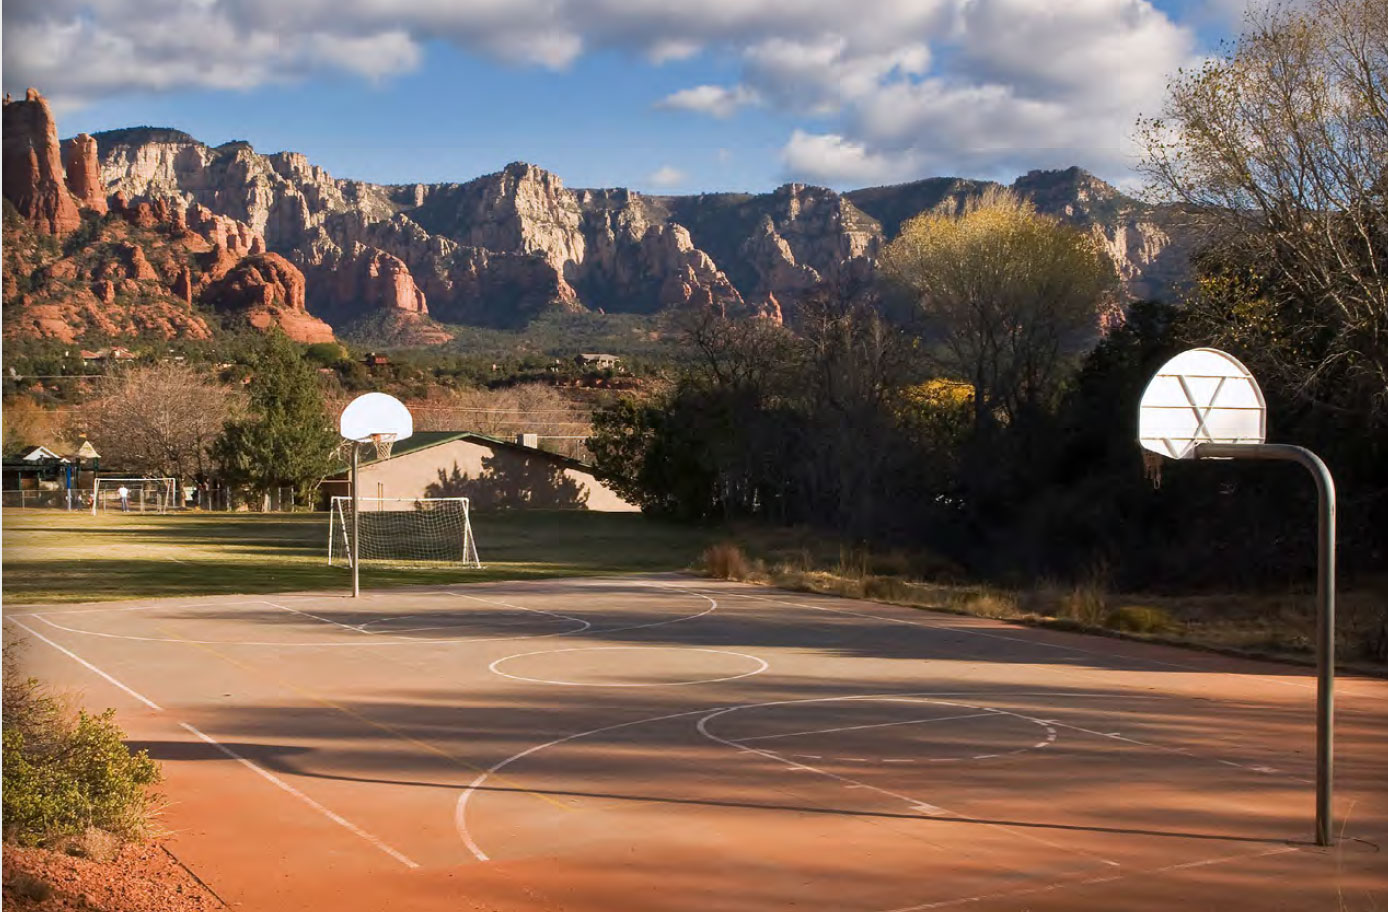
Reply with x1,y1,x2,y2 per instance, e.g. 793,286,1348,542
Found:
698,695,1116,868
178,722,419,870
25,581,719,647
5,618,163,711
489,646,768,688
8,616,419,869
6,600,263,619
261,600,391,637
455,707,725,861
449,581,718,636
883,845,1300,911
1039,717,1314,784
732,712,997,743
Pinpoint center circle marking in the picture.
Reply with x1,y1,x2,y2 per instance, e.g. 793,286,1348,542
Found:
489,646,769,687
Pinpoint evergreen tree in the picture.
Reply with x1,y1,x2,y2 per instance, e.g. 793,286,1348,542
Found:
213,331,338,503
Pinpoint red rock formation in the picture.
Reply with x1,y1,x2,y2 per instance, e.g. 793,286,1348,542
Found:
332,247,427,314
172,266,193,305
120,244,158,281
186,204,261,255
60,133,107,215
201,253,334,343
2,88,81,235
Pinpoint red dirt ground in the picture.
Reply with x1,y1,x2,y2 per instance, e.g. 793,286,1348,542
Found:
5,575,1386,911
2,842,225,911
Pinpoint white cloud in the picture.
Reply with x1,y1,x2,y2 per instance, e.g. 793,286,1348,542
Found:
645,38,701,64
656,84,758,118
3,0,1204,186
646,165,686,187
782,130,916,185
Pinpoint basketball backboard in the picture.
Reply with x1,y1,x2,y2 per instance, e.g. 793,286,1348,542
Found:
1138,348,1265,459
339,392,413,443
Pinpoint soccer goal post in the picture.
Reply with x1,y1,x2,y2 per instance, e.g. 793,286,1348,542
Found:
328,496,481,569
91,477,179,515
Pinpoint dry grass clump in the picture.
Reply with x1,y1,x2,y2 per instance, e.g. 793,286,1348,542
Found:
862,575,913,602
1103,605,1177,634
60,826,122,863
1058,578,1108,627
953,590,1021,619
702,542,750,580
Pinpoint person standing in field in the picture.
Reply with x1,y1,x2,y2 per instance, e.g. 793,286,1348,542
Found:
117,485,130,512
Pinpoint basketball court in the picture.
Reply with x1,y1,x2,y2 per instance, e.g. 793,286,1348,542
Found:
7,575,1386,911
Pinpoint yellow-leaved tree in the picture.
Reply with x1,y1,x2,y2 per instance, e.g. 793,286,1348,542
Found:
879,188,1115,433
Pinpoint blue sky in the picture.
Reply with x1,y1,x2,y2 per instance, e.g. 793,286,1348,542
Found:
4,0,1248,194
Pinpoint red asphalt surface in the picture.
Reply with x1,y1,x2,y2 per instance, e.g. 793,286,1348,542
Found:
5,575,1386,911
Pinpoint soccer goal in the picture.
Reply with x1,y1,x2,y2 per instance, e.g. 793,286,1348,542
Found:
91,477,179,515
328,496,481,569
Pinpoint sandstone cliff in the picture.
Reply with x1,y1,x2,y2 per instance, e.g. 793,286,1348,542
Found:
76,120,1189,340
61,134,108,216
1,95,335,344
3,89,82,235
3,195,334,345
201,252,334,344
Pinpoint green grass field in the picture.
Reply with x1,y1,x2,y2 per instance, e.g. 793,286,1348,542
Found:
2,509,719,604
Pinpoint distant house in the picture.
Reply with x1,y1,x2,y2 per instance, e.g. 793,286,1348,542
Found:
80,347,137,365
320,431,636,512
363,352,390,368
575,353,620,370
3,444,72,496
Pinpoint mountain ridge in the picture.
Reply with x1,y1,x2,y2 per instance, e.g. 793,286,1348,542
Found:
3,92,1190,345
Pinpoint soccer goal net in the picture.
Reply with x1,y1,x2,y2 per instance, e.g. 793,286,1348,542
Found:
328,496,481,569
91,477,179,515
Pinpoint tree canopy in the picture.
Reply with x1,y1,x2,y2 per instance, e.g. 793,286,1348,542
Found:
1138,0,1388,422
80,363,240,481
212,331,338,500
878,188,1116,432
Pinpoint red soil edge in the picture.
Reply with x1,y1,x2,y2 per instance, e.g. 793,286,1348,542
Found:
3,841,226,912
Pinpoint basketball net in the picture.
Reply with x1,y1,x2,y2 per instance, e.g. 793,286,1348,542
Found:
370,432,397,461
1142,450,1164,490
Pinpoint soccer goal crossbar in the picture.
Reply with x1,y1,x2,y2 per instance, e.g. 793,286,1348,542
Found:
328,496,482,569
91,477,179,515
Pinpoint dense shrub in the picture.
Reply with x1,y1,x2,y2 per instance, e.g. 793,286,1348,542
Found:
2,659,161,847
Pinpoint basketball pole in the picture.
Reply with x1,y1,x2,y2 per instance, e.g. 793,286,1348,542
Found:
1196,442,1336,846
351,442,361,599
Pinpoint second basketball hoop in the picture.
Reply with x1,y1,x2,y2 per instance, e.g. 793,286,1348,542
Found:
338,392,415,597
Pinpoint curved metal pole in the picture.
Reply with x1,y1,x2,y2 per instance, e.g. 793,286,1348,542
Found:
1195,442,1336,846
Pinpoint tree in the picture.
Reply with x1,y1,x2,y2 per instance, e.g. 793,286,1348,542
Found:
79,363,240,482
1138,0,1388,421
878,188,1116,433
212,331,338,503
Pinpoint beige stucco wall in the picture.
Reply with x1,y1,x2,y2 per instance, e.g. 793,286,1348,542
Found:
322,439,637,512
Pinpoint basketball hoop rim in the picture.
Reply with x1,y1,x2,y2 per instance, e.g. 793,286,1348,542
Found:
368,431,397,460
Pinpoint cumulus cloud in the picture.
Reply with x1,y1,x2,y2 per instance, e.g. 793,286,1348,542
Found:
2,0,1204,185
782,130,918,185
646,165,686,187
656,84,758,118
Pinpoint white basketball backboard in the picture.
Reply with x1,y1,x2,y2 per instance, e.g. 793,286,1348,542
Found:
339,392,413,443
1138,348,1265,459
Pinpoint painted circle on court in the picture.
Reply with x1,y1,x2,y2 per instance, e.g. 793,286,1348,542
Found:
488,645,769,687
698,695,1057,765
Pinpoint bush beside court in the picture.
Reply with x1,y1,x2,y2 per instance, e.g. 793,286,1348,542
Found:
2,647,161,848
